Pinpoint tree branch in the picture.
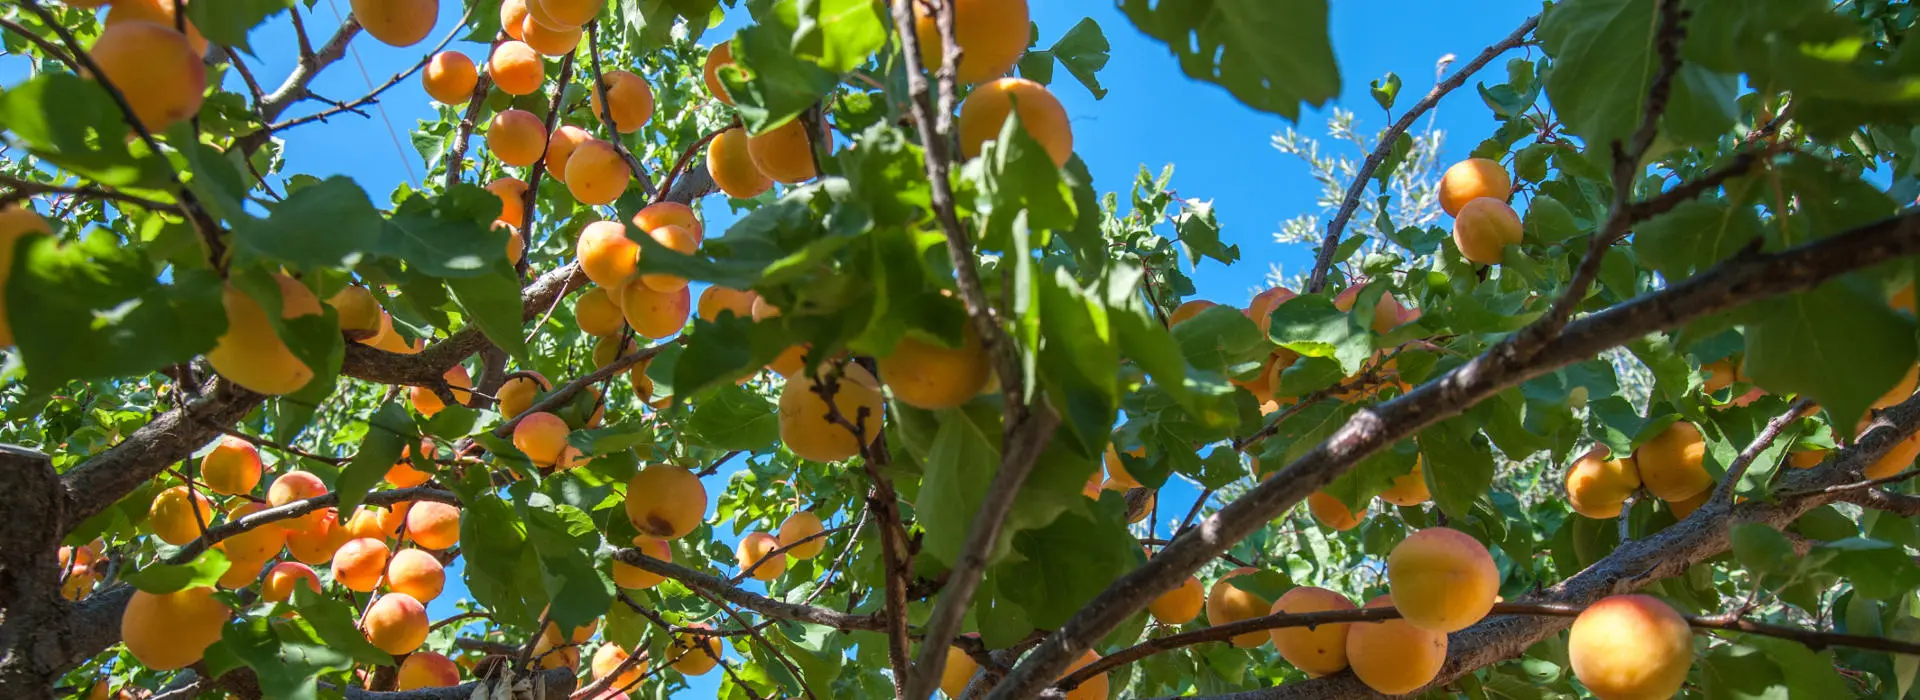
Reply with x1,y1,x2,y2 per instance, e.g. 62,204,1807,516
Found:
583,21,655,199
1303,13,1541,294
1708,397,1814,506
253,9,471,136
259,17,362,122
0,173,181,213
608,549,885,632
986,198,1920,698
443,35,505,190
338,668,574,700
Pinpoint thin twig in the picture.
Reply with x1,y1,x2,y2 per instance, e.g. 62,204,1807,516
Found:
442,34,505,190
583,21,656,199
653,120,737,206
1709,397,1815,507
254,8,472,135
729,525,849,584
0,173,181,213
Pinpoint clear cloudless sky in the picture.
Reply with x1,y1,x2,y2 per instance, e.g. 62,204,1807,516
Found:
16,0,1534,695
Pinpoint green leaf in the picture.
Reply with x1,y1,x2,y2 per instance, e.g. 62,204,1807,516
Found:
1700,643,1787,699
513,484,614,631
458,490,544,629
444,260,531,363
1743,282,1919,435
224,614,354,700
789,0,886,73
1523,194,1581,243
685,384,781,452
1266,294,1371,374
186,0,291,53
287,586,390,666
1370,72,1402,110
1176,200,1238,265
381,185,510,278
122,548,232,593
1119,0,1340,120
231,176,383,271
1663,64,1739,145
719,0,879,135
965,110,1078,248
333,403,414,517
1730,523,1796,576
1172,305,1266,375
1633,198,1763,278
1539,0,1661,152
8,233,225,388
1418,417,1495,521
1050,18,1112,99
997,507,1143,629
915,407,1001,568
0,73,168,187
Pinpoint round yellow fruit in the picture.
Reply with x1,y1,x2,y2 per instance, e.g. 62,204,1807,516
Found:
121,586,231,670
1147,575,1204,625
941,644,978,697
1566,446,1641,519
746,118,819,184
350,0,436,47
1270,586,1356,677
877,324,991,410
958,77,1073,167
565,139,631,206
88,20,206,132
620,281,691,339
487,109,547,167
709,127,773,199
1438,158,1512,217
577,220,640,290
592,70,655,134
361,592,429,655
625,463,708,539
1568,595,1695,700
908,0,1030,85
200,435,262,496
777,511,827,560
149,485,214,546
488,41,545,96
207,276,322,395
1452,197,1523,265
1307,491,1364,531
1635,421,1710,503
779,363,886,462
423,51,478,104
1346,595,1446,695
735,531,787,581
703,42,736,105
1379,457,1431,507
612,536,671,589
497,371,551,419
1388,527,1499,633
1204,568,1271,648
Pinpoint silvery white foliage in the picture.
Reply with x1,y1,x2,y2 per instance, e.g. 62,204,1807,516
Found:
1264,107,1447,292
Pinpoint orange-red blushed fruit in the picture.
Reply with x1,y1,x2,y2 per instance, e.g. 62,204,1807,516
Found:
423,51,478,103
488,41,544,96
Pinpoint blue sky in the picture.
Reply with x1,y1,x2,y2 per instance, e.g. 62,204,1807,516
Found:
16,0,1537,695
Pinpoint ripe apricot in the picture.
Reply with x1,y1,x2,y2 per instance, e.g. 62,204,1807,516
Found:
520,15,581,56
121,586,231,670
779,363,886,462
1701,359,1742,394
543,125,593,184
1246,286,1297,336
362,592,429,654
1307,491,1364,531
1635,421,1710,503
149,485,214,545
531,634,581,670
1269,586,1356,676
423,52,478,104
329,284,383,340
941,644,980,697
1332,283,1409,335
497,371,550,418
331,537,392,592
0,206,51,347
1379,458,1431,506
1896,282,1916,314
1168,300,1215,326
61,564,96,601
1873,364,1920,410
697,287,755,324
767,344,808,378
958,77,1073,167
541,609,598,645
1346,595,1446,694
410,365,473,418
576,219,639,289
571,286,624,337
104,0,206,54
635,201,704,241
513,411,571,466
398,651,461,689
90,21,205,132
350,0,436,47
620,281,691,339
489,41,545,96
404,500,461,550
593,333,636,369
747,119,819,184
1388,527,1499,633
638,224,699,293
878,324,990,410
215,503,286,562
1147,575,1204,625
499,0,529,39
1566,446,1642,519
1453,197,1523,265
591,643,647,691
1568,595,1694,700
262,561,321,603
487,109,547,167
592,70,655,133
1205,568,1271,648
200,435,262,496
777,511,827,559
613,536,672,589
1867,426,1920,480
565,139,630,205
1788,449,1826,469
668,625,720,675
386,547,445,601
703,42,735,104
286,509,351,563
625,464,707,539
487,177,528,228
208,276,322,395
1104,445,1145,489
1438,158,1512,216
709,127,773,199
1058,650,1107,700
736,531,787,581
386,450,432,489
909,0,1029,85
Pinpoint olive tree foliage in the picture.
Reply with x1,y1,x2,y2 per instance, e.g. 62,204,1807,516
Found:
2,0,1920,699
